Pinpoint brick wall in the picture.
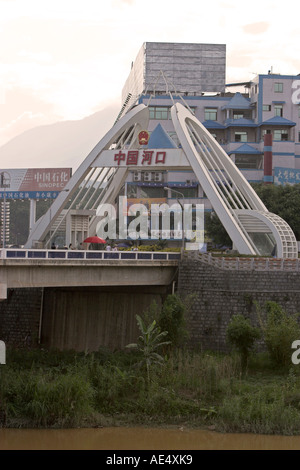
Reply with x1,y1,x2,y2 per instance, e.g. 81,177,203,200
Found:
178,258,300,352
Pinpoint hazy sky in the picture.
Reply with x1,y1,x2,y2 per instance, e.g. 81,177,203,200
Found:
1,0,300,148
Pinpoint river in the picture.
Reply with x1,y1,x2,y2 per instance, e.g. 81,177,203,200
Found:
0,427,300,450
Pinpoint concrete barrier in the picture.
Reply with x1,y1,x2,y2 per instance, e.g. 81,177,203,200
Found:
0,340,5,364
0,283,7,300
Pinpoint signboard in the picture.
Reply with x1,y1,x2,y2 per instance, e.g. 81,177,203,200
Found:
274,167,300,185
92,149,190,168
0,168,72,199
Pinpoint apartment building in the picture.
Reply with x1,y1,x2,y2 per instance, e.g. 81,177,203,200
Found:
121,43,300,219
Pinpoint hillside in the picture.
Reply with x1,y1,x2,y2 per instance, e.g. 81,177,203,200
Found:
0,103,120,171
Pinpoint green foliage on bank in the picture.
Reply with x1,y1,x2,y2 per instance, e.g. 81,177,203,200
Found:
1,299,300,435
2,346,300,434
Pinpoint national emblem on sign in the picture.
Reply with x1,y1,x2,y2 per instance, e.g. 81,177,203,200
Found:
138,130,150,146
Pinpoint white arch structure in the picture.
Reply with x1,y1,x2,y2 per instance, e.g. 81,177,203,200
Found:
25,101,298,258
172,103,297,258
25,104,149,249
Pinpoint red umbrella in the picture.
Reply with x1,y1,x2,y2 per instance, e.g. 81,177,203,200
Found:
83,236,106,244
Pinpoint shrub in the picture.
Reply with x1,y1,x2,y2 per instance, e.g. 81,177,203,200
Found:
226,314,261,370
258,301,300,367
157,294,189,350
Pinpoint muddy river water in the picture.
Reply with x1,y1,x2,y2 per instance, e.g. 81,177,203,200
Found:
0,427,300,450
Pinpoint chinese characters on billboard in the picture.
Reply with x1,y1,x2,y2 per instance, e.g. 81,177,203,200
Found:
114,150,167,166
0,168,72,200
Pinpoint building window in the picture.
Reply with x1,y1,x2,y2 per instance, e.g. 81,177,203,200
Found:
205,108,217,121
149,106,170,120
235,154,263,169
233,113,244,120
298,106,300,118
274,82,283,93
298,131,300,142
167,187,198,198
233,110,252,120
139,186,166,198
274,129,289,141
274,104,283,117
234,131,247,142
263,104,271,111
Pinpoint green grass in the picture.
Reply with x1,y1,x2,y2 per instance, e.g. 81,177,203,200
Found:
1,347,300,434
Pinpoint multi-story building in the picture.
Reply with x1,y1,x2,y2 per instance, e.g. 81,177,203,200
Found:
121,42,300,214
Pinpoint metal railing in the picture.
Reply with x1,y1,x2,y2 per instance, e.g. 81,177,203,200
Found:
0,248,181,262
185,251,300,272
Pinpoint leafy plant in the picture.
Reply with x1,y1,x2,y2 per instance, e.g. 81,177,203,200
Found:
126,315,171,385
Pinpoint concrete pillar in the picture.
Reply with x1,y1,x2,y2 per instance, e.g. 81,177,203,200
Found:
0,340,6,364
0,283,7,300
263,133,273,184
29,199,36,232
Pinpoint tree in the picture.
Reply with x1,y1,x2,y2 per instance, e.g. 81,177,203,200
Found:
252,183,300,239
205,212,232,247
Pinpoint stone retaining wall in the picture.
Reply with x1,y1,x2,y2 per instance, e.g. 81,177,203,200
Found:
0,288,42,347
178,257,300,352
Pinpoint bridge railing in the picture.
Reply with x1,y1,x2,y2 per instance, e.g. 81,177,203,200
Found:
0,249,181,262
185,251,300,271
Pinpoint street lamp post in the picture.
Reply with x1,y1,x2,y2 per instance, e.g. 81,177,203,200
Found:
164,186,185,258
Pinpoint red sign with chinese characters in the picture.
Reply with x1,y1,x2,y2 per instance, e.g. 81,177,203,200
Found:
19,168,71,191
114,150,166,166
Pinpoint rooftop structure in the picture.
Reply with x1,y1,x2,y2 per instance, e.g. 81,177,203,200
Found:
122,42,226,108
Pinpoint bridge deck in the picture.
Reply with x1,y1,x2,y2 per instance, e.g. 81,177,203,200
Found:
0,250,180,299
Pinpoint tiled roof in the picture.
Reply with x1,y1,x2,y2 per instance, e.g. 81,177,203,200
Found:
202,120,226,129
259,116,296,126
221,92,252,110
228,144,262,155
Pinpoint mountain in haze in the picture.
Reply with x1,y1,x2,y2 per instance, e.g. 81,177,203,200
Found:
0,103,121,171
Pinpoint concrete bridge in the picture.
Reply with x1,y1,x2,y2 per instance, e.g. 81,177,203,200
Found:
0,249,180,300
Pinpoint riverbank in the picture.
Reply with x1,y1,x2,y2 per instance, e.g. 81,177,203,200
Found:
1,347,300,435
